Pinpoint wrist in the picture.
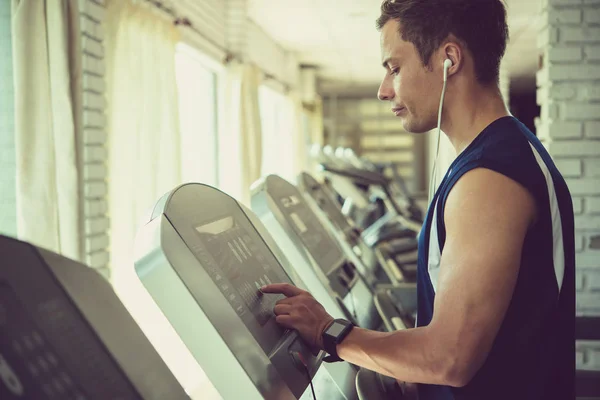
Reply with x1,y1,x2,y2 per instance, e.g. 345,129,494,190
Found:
334,326,357,360
318,317,335,350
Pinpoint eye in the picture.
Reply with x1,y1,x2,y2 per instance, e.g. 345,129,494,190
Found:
390,68,400,76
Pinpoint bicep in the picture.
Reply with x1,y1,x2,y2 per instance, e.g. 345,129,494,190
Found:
429,168,536,384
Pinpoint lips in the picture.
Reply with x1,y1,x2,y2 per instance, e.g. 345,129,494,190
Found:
392,107,405,116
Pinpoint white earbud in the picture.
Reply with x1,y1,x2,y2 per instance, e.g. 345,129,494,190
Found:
443,59,453,82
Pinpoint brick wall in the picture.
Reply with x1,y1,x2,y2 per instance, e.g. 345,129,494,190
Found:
537,0,600,370
79,0,110,277
0,1,16,238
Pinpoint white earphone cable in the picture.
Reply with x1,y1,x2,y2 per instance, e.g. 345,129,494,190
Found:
428,62,450,202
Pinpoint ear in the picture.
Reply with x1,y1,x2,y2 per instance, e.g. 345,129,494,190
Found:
441,41,462,78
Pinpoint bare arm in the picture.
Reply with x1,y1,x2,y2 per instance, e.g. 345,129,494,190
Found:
336,168,537,386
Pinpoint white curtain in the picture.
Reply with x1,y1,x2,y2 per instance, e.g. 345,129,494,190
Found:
218,62,263,205
105,0,182,276
11,0,81,261
217,62,244,201
239,64,263,204
105,1,209,396
289,90,309,177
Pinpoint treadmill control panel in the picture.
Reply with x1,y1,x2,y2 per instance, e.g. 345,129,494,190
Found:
300,173,353,235
163,185,297,356
0,238,150,400
280,195,341,275
0,285,89,400
194,216,282,326
141,184,331,399
265,176,345,276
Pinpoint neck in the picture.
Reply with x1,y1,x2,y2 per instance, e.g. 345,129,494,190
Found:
441,83,510,155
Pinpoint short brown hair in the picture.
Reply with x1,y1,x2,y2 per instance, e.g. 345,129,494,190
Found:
376,0,509,85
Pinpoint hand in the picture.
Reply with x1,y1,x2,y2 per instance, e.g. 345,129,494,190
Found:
261,283,334,351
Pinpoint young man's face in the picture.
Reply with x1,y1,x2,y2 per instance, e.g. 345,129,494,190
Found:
378,19,441,134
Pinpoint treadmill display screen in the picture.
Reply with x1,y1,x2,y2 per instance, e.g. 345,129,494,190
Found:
0,284,88,400
310,187,352,233
193,216,285,327
278,195,343,276
301,174,352,233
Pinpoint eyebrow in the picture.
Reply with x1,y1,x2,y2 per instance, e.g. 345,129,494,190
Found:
381,57,397,69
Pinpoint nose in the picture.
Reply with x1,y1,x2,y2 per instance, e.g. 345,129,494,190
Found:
377,75,394,101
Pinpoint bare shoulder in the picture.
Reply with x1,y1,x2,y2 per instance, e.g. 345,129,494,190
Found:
443,167,537,232
430,169,539,386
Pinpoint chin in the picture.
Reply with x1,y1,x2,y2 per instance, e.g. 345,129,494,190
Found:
402,118,433,134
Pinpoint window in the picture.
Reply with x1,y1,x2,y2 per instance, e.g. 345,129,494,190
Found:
175,43,219,186
259,84,296,182
109,40,223,399
0,4,16,237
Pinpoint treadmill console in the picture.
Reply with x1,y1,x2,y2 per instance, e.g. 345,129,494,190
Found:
299,172,355,238
259,175,345,278
252,175,381,331
0,235,188,400
190,215,290,353
135,184,334,400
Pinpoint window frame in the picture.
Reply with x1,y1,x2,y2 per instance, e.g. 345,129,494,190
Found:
175,42,223,187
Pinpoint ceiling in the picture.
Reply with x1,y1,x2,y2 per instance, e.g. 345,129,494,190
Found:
248,0,540,96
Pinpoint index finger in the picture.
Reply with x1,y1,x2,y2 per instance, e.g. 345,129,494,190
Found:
260,283,304,297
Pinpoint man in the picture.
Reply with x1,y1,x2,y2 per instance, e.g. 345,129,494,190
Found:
261,0,576,399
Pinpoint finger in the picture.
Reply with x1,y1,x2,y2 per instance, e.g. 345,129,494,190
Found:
275,297,295,306
275,315,295,329
273,304,293,316
261,283,304,297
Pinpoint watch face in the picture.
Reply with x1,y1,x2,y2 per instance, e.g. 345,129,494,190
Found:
326,322,346,337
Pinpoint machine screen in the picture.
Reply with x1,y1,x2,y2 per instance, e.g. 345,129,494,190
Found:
301,174,352,233
163,183,300,356
277,195,343,276
0,284,88,400
311,187,352,233
194,216,284,327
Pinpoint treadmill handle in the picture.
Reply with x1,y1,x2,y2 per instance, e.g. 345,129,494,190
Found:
374,290,410,332
380,284,418,320
335,296,360,327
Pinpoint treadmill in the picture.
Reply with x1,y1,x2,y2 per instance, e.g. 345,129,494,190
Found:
0,235,188,400
298,172,418,286
319,164,420,283
251,175,415,332
134,183,357,400
335,150,424,225
321,163,422,240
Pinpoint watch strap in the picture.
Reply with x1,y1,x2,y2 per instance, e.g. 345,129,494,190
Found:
322,319,354,363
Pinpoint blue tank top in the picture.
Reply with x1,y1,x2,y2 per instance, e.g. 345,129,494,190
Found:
416,116,575,400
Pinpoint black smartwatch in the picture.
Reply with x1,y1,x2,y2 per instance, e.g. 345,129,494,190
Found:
322,319,354,363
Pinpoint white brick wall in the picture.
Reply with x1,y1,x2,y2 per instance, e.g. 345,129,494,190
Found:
538,0,600,370
1,1,109,274
80,0,109,276
0,2,16,238
577,341,600,371
587,159,600,176
588,197,600,213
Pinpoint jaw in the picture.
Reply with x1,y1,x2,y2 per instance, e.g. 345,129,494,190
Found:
400,113,433,134
402,110,439,134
